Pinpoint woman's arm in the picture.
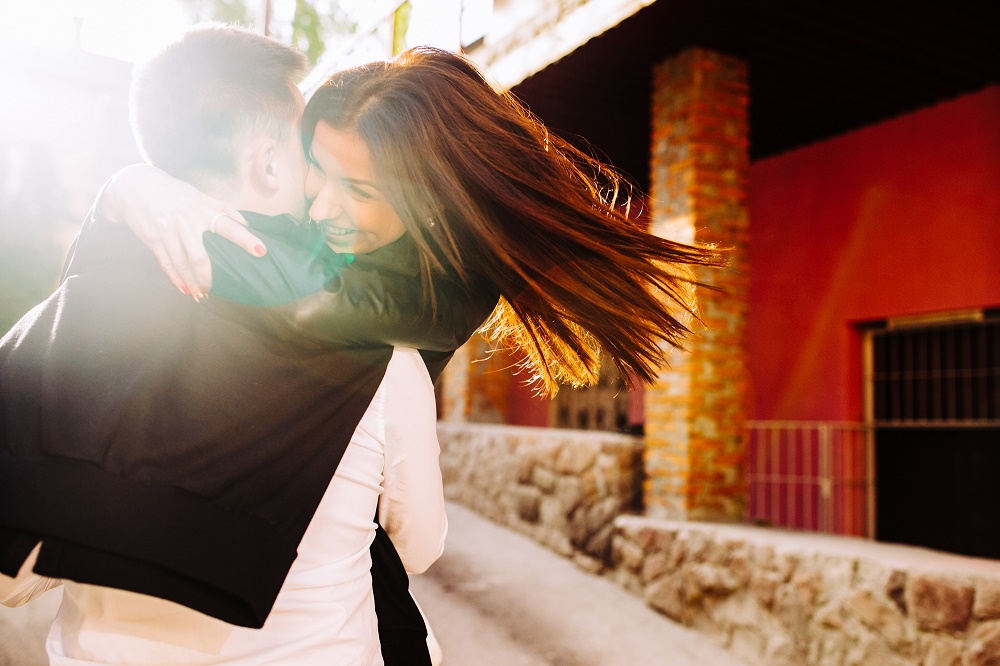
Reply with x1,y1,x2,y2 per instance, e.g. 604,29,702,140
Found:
95,164,261,297
95,166,498,352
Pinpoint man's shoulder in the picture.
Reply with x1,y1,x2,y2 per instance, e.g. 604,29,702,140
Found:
241,212,322,249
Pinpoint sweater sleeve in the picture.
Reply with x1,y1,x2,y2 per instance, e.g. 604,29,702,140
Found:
206,220,499,352
377,349,448,574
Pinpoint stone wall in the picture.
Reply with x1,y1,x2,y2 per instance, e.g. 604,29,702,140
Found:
609,516,1000,666
439,423,1000,665
437,423,643,572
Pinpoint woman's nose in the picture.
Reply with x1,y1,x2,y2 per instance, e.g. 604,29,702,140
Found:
307,179,346,223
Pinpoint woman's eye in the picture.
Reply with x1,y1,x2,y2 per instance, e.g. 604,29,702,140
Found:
346,184,376,201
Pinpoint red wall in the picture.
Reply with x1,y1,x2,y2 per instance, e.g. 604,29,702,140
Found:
748,85,1000,421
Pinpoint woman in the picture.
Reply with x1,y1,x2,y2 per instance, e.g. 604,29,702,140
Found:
77,45,721,662
126,45,722,397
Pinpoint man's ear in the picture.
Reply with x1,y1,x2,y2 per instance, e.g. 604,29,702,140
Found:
249,139,280,194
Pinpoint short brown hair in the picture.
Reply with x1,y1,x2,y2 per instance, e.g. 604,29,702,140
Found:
130,23,308,185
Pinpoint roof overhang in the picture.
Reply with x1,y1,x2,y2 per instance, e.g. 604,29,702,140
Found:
482,0,999,189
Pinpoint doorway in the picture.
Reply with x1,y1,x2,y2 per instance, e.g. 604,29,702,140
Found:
869,314,1000,558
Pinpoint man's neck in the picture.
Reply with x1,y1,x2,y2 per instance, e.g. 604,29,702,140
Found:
199,181,287,218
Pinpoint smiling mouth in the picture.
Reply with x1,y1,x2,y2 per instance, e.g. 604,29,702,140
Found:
323,225,356,238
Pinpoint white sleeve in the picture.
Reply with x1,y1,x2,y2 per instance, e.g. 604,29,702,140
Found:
378,348,448,574
0,544,62,607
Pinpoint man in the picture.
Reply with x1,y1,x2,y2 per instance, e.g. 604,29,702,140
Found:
0,24,492,663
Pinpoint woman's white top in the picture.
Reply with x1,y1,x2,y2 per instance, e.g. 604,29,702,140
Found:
2,348,447,665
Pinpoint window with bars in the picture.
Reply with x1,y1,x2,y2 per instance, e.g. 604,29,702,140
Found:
550,353,631,432
870,314,1000,559
872,318,1000,424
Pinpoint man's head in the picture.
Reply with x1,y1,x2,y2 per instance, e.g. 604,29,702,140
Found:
130,24,309,218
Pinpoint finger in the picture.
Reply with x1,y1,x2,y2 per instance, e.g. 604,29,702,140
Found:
161,231,202,299
216,217,267,257
147,243,189,296
183,233,215,294
221,205,249,227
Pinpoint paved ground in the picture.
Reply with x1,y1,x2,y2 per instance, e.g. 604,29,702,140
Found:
0,502,746,666
412,502,746,666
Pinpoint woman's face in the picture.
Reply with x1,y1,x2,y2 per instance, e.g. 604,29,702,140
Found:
305,121,406,254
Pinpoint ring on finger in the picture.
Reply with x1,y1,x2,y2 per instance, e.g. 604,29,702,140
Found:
210,212,228,234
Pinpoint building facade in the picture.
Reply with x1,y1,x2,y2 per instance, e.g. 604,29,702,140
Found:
389,0,1000,556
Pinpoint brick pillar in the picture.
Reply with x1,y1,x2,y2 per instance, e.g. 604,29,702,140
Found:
644,48,750,522
440,335,511,423
440,341,472,422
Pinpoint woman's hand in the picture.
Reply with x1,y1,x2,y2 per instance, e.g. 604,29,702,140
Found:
97,164,266,299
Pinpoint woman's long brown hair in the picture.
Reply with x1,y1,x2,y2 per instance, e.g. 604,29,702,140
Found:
303,47,724,396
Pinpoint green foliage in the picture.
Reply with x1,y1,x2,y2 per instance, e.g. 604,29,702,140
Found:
392,1,411,56
178,0,253,26
176,0,355,66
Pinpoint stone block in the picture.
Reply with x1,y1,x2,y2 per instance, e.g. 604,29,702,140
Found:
727,542,752,589
789,569,820,608
513,485,541,523
752,543,776,570
920,633,963,666
585,496,621,534
729,627,764,662
965,620,1000,666
532,465,557,493
568,508,590,549
572,552,603,575
544,530,574,558
516,455,534,484
712,593,758,628
610,534,645,573
641,551,672,585
651,528,675,556
885,569,907,613
534,437,562,469
813,635,849,666
751,571,782,610
580,469,598,501
852,634,908,666
814,555,854,603
538,495,569,532
553,476,582,514
645,574,689,624
583,522,614,560
690,563,741,595
773,583,810,644
905,573,974,633
975,578,1000,620
774,552,798,582
554,441,598,474
814,602,846,630
842,589,913,651
763,633,803,666
669,536,687,568
685,530,711,563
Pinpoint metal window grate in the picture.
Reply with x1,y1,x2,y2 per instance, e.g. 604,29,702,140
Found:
550,353,630,432
873,319,1000,425
745,421,871,536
